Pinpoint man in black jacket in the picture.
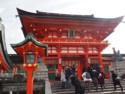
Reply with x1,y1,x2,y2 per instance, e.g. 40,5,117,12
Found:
111,71,123,91
70,75,85,94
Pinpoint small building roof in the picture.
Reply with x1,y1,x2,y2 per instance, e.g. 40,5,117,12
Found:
11,33,48,57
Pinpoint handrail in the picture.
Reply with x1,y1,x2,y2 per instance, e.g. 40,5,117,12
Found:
45,80,52,94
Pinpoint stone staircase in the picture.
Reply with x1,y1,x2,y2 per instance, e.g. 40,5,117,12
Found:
50,79,125,94
110,61,125,77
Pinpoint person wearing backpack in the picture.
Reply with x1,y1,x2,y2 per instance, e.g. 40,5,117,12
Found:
82,70,92,92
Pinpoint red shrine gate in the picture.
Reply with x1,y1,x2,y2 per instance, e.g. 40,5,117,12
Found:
17,8,123,79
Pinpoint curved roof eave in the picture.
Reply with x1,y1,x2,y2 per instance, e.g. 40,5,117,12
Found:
0,44,10,70
0,30,14,68
17,8,124,22
11,33,48,56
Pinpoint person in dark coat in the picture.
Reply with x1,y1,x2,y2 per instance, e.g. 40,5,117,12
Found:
65,66,72,88
111,71,123,91
98,73,105,90
71,65,76,75
87,66,92,78
70,75,85,94
91,68,98,91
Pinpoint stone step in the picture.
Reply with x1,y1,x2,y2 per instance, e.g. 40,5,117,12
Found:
51,82,125,89
51,85,125,89
52,86,125,93
51,79,125,85
52,90,125,94
51,85,125,93
51,80,125,94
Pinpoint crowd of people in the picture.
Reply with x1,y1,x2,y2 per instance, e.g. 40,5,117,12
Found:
82,65,105,92
55,64,123,94
58,65,84,94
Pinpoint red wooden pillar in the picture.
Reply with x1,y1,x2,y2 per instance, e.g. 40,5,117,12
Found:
23,66,37,94
77,60,83,79
0,69,3,74
98,51,104,72
81,59,84,72
85,48,89,67
57,52,62,76
77,65,80,79
26,68,34,94
13,65,17,75
58,61,62,76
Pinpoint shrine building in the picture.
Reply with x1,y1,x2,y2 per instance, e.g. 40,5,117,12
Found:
16,8,123,80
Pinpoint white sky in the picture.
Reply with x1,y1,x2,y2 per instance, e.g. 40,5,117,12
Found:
0,0,125,54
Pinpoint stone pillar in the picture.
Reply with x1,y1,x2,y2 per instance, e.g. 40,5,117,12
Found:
39,62,49,81
34,57,48,81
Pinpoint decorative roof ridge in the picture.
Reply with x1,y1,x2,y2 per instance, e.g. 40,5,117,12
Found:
36,10,94,18
11,33,48,56
17,8,124,21
11,33,48,48
17,8,94,18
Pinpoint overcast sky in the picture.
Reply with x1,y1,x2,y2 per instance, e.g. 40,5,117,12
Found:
0,0,125,54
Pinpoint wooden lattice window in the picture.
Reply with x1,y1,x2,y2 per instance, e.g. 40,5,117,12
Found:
68,29,75,38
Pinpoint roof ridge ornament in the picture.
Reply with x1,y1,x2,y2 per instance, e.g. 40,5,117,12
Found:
26,33,35,39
